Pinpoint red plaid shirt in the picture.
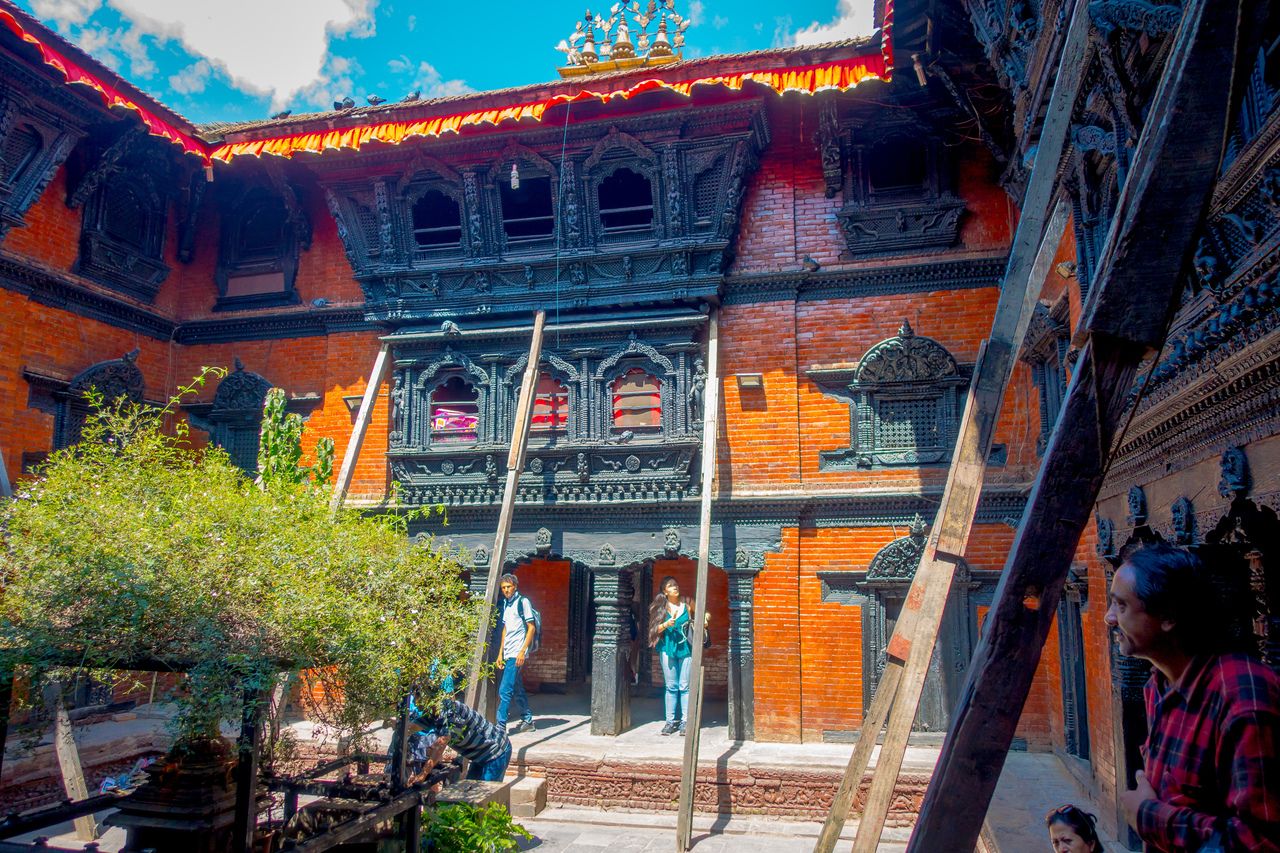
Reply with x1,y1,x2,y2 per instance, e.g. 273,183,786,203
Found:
1139,653,1280,852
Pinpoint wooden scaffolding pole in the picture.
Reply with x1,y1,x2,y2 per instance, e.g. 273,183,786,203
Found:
675,310,719,852
464,310,547,721
910,0,1242,847
813,0,1095,847
331,343,392,512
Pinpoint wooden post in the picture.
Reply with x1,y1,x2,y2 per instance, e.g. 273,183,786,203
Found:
464,310,547,721
331,342,392,512
814,0,1093,841
51,689,96,842
0,444,11,498
910,0,1241,848
0,666,11,786
233,687,268,853
676,310,719,852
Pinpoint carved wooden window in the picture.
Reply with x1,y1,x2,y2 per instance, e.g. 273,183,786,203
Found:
531,375,569,435
429,376,480,445
412,190,462,249
102,182,148,248
839,128,963,257
0,124,41,185
597,167,653,235
864,136,929,201
611,369,661,432
500,172,554,242
813,322,966,470
52,352,145,450
216,186,300,309
1022,303,1070,455
692,162,723,224
78,172,168,301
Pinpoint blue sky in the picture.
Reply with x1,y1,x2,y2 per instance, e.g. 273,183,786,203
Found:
15,0,875,127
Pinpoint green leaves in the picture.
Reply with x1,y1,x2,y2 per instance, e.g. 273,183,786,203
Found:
422,803,533,853
0,372,478,743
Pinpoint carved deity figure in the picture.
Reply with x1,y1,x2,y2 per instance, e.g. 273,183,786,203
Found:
389,373,407,446
688,356,707,422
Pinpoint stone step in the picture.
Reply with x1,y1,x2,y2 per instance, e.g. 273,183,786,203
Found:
435,778,515,811
509,775,548,818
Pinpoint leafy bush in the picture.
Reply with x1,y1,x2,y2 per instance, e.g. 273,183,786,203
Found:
422,803,533,853
0,370,479,742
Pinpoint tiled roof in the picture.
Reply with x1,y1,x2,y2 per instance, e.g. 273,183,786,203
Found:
200,35,881,143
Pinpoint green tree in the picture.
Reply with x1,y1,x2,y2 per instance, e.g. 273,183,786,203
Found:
0,370,477,742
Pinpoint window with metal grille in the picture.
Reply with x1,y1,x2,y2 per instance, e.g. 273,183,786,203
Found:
102,182,147,248
500,173,554,241
875,398,940,450
530,375,569,434
430,376,479,444
611,368,661,432
693,164,722,221
412,190,462,249
597,167,653,234
0,124,41,184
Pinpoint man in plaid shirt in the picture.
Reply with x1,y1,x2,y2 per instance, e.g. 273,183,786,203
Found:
1106,542,1280,851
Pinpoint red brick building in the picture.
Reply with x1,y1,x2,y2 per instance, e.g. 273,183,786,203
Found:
0,0,1088,776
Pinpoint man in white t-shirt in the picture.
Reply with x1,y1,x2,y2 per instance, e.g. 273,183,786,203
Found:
496,573,536,734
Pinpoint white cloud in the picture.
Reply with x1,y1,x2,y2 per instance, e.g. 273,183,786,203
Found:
407,14,416,31
69,23,154,77
168,58,211,94
712,14,728,29
790,0,876,45
100,0,380,109
29,0,102,32
687,0,704,26
387,56,472,100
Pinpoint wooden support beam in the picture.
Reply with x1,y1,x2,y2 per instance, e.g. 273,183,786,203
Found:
464,310,547,720
50,690,96,842
814,0,1093,842
331,343,392,512
0,444,11,498
910,0,1243,847
676,310,720,852
233,687,269,853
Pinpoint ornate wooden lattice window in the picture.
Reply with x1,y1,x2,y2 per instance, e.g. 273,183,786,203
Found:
611,368,661,433
0,124,42,186
815,321,966,470
78,171,168,300
429,376,480,445
531,375,570,436
216,186,300,309
1021,302,1070,455
816,515,990,736
53,350,145,450
205,362,272,474
838,125,964,257
597,167,654,236
412,189,462,250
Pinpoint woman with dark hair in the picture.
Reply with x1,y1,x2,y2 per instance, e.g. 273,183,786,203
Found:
1045,804,1103,852
648,576,697,736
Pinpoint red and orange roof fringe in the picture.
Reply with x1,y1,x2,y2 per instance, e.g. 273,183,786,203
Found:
0,8,206,160
2,0,893,166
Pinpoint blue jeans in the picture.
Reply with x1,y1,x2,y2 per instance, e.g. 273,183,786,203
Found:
496,658,532,726
466,741,512,782
660,652,691,724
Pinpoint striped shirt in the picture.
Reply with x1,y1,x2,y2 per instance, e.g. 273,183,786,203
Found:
413,698,509,764
1138,653,1280,852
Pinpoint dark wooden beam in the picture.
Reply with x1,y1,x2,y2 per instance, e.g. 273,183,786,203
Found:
909,0,1245,847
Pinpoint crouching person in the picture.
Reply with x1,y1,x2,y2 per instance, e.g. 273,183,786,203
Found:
410,697,512,783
